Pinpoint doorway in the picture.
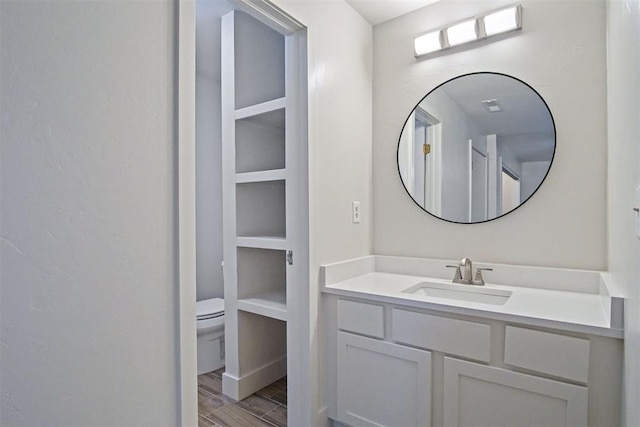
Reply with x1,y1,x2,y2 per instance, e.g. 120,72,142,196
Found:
178,1,308,425
501,168,521,215
471,147,488,222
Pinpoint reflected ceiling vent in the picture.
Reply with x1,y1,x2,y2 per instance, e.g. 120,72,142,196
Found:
481,99,503,113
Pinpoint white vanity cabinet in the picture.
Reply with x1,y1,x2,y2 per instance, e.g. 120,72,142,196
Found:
328,297,621,427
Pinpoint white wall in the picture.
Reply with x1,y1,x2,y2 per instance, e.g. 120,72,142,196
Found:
373,0,607,269
195,0,233,301
606,0,640,425
0,1,180,425
269,0,373,424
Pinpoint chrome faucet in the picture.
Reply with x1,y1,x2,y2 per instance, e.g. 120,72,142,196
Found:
446,258,492,286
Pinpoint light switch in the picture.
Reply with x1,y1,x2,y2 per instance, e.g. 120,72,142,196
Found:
352,201,361,224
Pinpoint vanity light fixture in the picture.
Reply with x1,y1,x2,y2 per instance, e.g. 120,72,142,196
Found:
414,4,522,58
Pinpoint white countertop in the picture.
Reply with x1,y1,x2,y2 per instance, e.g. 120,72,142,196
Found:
321,256,624,339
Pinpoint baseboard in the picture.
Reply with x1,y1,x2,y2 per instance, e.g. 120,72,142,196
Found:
316,405,330,426
222,356,286,401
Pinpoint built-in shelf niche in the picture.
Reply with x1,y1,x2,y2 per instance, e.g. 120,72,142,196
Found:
237,311,287,379
222,6,306,402
234,11,285,110
236,180,286,238
237,247,287,320
235,107,285,174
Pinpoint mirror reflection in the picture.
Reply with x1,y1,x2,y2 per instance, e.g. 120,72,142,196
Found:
397,72,555,223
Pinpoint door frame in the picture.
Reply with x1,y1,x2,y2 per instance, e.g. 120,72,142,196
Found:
414,107,442,215
470,145,489,222
177,1,198,424
177,0,307,424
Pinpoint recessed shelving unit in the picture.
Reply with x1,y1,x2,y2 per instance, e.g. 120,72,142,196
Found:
235,107,285,174
236,311,287,393
235,180,286,238
221,8,306,402
236,245,287,320
233,11,284,110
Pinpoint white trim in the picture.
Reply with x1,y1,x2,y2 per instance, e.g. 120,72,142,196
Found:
220,9,240,389
498,156,504,216
221,357,288,400
467,139,473,222
428,123,443,216
284,27,310,426
487,134,498,219
471,147,489,221
177,0,198,425
398,113,416,194
230,0,305,34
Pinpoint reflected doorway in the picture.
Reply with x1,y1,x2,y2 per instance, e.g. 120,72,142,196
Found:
501,168,520,215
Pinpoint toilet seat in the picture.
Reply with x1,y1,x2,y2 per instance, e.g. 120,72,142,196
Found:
196,298,224,321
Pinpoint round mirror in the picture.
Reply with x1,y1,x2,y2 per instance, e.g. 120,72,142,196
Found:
397,72,556,223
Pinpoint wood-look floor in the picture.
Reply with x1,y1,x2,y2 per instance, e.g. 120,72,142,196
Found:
198,368,287,427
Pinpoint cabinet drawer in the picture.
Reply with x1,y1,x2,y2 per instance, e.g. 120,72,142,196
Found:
337,299,384,338
504,326,590,383
392,309,491,362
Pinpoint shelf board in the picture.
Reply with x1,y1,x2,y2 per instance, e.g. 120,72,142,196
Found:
235,169,286,184
237,290,287,321
235,97,286,120
236,236,287,250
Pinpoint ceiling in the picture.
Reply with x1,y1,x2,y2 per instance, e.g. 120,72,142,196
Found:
428,73,555,162
345,0,440,26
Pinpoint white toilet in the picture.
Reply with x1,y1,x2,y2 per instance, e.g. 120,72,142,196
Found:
196,298,225,375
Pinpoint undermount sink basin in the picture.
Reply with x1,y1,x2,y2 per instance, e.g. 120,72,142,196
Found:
403,281,512,305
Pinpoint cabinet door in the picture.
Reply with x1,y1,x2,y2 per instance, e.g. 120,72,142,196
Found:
444,358,587,427
337,332,431,427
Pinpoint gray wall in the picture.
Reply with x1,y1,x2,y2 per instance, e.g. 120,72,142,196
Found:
1,1,179,424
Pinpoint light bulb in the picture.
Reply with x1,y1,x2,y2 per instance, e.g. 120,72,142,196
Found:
446,19,477,46
414,30,442,56
484,6,520,36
